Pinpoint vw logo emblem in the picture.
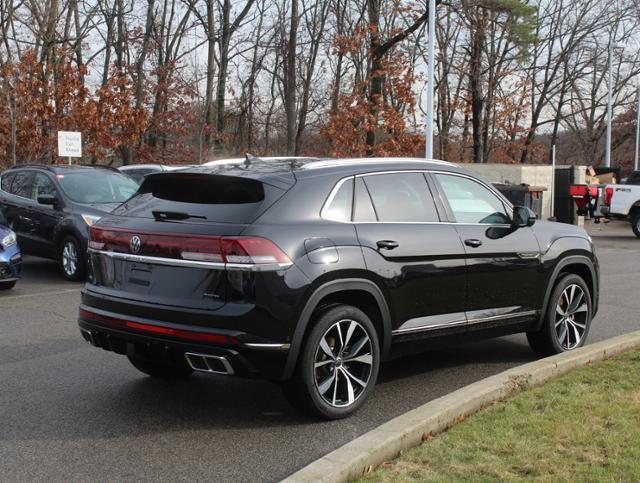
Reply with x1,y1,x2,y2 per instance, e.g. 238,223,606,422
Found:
130,236,142,254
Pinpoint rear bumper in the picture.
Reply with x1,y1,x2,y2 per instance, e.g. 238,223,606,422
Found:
78,306,291,381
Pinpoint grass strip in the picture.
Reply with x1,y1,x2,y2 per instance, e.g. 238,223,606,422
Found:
359,349,640,482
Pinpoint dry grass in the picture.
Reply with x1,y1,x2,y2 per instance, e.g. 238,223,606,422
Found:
358,349,640,482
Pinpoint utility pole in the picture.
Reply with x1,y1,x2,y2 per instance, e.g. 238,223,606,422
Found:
605,43,624,168
425,0,435,159
634,79,640,172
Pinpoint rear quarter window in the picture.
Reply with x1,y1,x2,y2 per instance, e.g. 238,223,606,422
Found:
1,172,15,192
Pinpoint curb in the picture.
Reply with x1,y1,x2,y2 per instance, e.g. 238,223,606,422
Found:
283,330,640,483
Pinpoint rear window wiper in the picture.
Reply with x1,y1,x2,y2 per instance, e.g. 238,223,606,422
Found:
152,210,207,221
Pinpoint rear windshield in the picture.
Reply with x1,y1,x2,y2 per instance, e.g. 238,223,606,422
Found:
58,170,139,204
113,173,286,223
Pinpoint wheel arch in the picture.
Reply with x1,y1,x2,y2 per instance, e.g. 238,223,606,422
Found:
282,278,392,381
537,255,598,330
54,225,85,257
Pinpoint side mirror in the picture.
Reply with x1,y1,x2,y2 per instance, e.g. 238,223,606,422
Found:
37,194,58,206
512,206,536,228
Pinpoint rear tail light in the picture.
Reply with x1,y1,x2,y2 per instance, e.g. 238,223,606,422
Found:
89,227,291,266
604,187,614,206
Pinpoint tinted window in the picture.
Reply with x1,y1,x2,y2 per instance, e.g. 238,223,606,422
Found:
32,173,57,200
362,173,438,222
435,174,509,224
113,173,286,224
323,178,353,222
10,171,34,198
58,170,139,204
1,172,15,192
353,177,376,222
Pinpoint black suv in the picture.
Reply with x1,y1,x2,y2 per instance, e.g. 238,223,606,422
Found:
78,158,599,419
0,165,139,280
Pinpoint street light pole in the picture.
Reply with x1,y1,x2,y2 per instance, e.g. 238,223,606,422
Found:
634,79,640,172
425,0,435,160
605,45,614,168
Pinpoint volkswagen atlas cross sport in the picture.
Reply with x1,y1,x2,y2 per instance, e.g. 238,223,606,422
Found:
78,157,599,419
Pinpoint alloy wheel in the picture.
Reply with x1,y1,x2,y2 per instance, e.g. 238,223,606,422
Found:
313,318,374,408
555,284,589,350
62,241,78,277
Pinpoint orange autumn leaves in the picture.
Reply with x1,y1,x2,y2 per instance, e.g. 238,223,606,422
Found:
0,50,145,165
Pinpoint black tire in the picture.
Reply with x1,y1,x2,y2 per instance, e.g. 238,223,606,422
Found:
127,354,194,379
527,273,592,357
632,213,640,239
59,235,86,281
282,304,380,420
0,280,16,290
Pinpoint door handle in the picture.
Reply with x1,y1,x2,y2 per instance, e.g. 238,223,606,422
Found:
376,240,399,250
464,238,483,248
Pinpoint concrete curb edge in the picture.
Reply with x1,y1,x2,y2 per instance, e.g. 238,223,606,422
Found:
283,330,640,483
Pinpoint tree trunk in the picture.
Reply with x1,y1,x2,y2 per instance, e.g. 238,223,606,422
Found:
214,0,231,154
284,0,298,155
203,0,216,152
469,8,485,164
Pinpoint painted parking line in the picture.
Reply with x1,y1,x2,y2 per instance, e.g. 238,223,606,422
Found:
0,288,81,303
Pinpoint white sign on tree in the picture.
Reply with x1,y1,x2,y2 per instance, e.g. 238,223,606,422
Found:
57,131,82,163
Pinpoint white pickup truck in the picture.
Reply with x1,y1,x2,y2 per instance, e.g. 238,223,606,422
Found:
602,184,640,238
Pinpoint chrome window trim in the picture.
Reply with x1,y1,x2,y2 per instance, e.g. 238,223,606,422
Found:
392,310,538,336
320,168,514,225
88,248,293,272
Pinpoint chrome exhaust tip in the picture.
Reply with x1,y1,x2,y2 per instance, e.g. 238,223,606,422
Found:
80,328,97,346
184,352,234,376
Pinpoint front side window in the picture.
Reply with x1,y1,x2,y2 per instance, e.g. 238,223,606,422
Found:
323,177,353,222
32,173,57,200
362,172,439,222
435,174,510,224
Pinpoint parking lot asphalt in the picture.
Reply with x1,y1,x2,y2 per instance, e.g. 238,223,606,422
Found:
1,220,638,482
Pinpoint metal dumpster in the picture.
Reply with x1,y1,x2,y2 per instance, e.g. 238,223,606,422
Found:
493,183,547,219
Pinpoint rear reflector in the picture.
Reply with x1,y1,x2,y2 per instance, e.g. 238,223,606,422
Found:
79,308,237,345
89,227,291,266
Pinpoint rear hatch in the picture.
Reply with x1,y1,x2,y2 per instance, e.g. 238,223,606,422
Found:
86,171,292,311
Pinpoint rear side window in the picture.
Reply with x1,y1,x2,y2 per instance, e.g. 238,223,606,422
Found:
362,173,439,222
9,171,34,198
116,173,286,224
323,178,353,222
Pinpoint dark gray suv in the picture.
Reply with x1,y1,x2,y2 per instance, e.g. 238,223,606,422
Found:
0,164,139,280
